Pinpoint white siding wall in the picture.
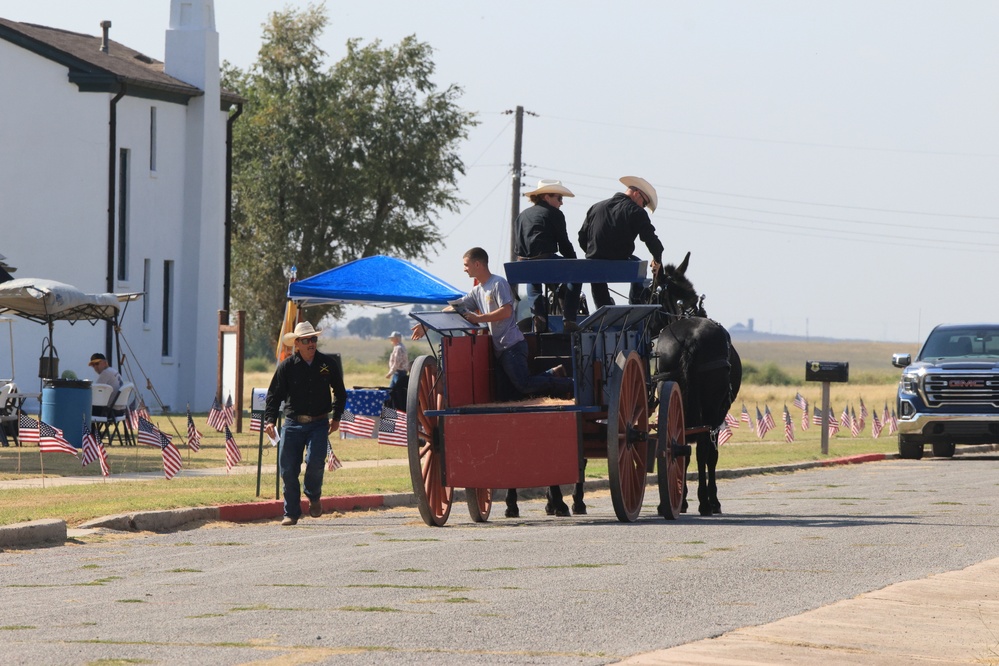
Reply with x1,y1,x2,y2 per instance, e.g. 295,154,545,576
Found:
0,37,228,413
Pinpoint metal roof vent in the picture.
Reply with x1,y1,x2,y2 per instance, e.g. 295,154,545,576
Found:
99,20,111,54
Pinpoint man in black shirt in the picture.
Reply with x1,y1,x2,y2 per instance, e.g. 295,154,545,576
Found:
514,179,583,333
264,321,347,525
578,176,663,308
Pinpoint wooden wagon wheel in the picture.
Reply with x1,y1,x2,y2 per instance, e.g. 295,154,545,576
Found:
466,488,493,522
407,355,453,526
606,351,650,522
656,380,688,520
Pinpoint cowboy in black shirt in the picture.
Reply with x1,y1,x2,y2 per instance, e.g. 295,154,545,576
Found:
264,321,347,525
514,179,583,331
578,176,663,308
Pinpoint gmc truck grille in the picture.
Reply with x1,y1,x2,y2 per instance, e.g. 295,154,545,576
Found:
923,373,999,406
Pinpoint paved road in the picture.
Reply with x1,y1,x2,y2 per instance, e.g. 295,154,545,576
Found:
3,456,999,665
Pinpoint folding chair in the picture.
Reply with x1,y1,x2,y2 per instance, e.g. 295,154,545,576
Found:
0,383,19,447
93,383,136,446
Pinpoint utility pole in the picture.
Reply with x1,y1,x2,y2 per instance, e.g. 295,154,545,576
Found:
507,105,524,263
502,106,537,262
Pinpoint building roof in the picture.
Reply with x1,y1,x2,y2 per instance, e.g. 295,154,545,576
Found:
0,18,242,107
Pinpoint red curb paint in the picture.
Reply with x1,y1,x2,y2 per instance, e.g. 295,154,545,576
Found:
821,453,886,466
216,495,386,523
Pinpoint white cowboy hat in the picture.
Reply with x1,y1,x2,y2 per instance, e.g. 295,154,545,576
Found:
282,321,323,345
523,179,575,198
619,176,658,213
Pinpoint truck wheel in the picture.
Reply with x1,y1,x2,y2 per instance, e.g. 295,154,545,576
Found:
898,436,924,460
931,442,956,458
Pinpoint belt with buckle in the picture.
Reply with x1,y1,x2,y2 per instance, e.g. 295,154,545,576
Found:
293,413,329,424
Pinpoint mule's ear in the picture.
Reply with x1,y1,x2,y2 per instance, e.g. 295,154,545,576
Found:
677,251,690,274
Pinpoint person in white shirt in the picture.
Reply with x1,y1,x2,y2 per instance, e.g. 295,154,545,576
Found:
88,352,122,413
385,331,409,389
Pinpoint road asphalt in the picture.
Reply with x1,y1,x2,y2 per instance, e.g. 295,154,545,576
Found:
3,448,999,665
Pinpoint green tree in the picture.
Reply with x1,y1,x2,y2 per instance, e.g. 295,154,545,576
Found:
224,4,476,357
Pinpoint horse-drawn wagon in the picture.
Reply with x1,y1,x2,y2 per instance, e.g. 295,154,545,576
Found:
405,256,739,526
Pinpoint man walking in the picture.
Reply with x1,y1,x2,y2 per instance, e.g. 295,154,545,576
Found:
264,321,347,526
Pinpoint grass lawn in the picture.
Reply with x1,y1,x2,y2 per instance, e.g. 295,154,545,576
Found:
0,350,907,527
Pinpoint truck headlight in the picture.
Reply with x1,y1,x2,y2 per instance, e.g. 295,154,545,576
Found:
900,373,919,394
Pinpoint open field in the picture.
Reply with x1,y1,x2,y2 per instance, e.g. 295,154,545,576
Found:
735,339,918,384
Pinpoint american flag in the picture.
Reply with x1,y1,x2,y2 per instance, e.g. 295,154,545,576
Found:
755,406,771,439
888,408,899,435
377,406,408,446
717,423,733,445
756,405,777,439
249,410,263,433
206,396,226,431
326,440,343,471
161,439,182,480
783,405,795,443
17,413,40,443
801,399,810,430
871,409,883,439
224,425,241,471
725,412,739,429
80,418,109,477
859,398,868,430
812,406,823,426
792,392,807,411
740,404,753,430
129,403,150,431
223,394,235,427
827,408,840,437
850,407,860,437
39,420,78,456
840,405,852,432
136,416,164,448
339,410,376,438
186,407,202,452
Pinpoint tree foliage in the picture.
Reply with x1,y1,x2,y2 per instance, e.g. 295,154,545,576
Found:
224,4,476,357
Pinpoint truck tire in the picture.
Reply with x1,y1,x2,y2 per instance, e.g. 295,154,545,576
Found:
931,441,956,458
899,436,924,460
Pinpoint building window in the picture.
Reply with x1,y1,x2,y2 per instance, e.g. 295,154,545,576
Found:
149,107,157,172
142,259,151,325
116,148,129,281
162,260,174,356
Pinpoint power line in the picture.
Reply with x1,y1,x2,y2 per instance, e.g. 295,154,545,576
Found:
531,164,999,220
539,114,999,159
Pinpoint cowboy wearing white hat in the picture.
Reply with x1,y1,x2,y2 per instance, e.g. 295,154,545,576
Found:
514,179,583,333
264,321,347,526
578,176,664,308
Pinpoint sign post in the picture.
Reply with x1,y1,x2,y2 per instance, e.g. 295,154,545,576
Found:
805,361,849,455
251,387,267,497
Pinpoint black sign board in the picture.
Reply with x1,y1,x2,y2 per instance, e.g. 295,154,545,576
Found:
805,360,849,383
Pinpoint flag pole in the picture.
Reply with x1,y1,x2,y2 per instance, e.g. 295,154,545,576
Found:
38,448,45,488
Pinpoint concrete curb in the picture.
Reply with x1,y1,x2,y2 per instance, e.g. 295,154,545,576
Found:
8,447,996,549
0,518,66,548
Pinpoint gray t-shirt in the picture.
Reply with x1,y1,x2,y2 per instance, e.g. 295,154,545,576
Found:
454,273,524,354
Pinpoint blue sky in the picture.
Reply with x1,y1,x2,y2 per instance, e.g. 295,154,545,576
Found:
7,1,998,341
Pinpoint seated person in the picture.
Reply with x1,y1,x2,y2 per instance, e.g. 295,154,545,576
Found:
412,247,572,400
88,353,122,415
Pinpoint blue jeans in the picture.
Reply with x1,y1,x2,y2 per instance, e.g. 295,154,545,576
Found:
498,340,573,398
279,418,329,518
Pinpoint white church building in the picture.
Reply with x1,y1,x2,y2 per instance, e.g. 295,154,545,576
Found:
0,0,241,412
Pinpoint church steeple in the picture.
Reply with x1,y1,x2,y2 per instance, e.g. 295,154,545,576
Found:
164,0,218,90
169,0,215,32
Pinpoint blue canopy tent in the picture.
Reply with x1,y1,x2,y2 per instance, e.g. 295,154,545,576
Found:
287,255,463,307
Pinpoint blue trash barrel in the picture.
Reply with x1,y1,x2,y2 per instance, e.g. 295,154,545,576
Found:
41,378,92,448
